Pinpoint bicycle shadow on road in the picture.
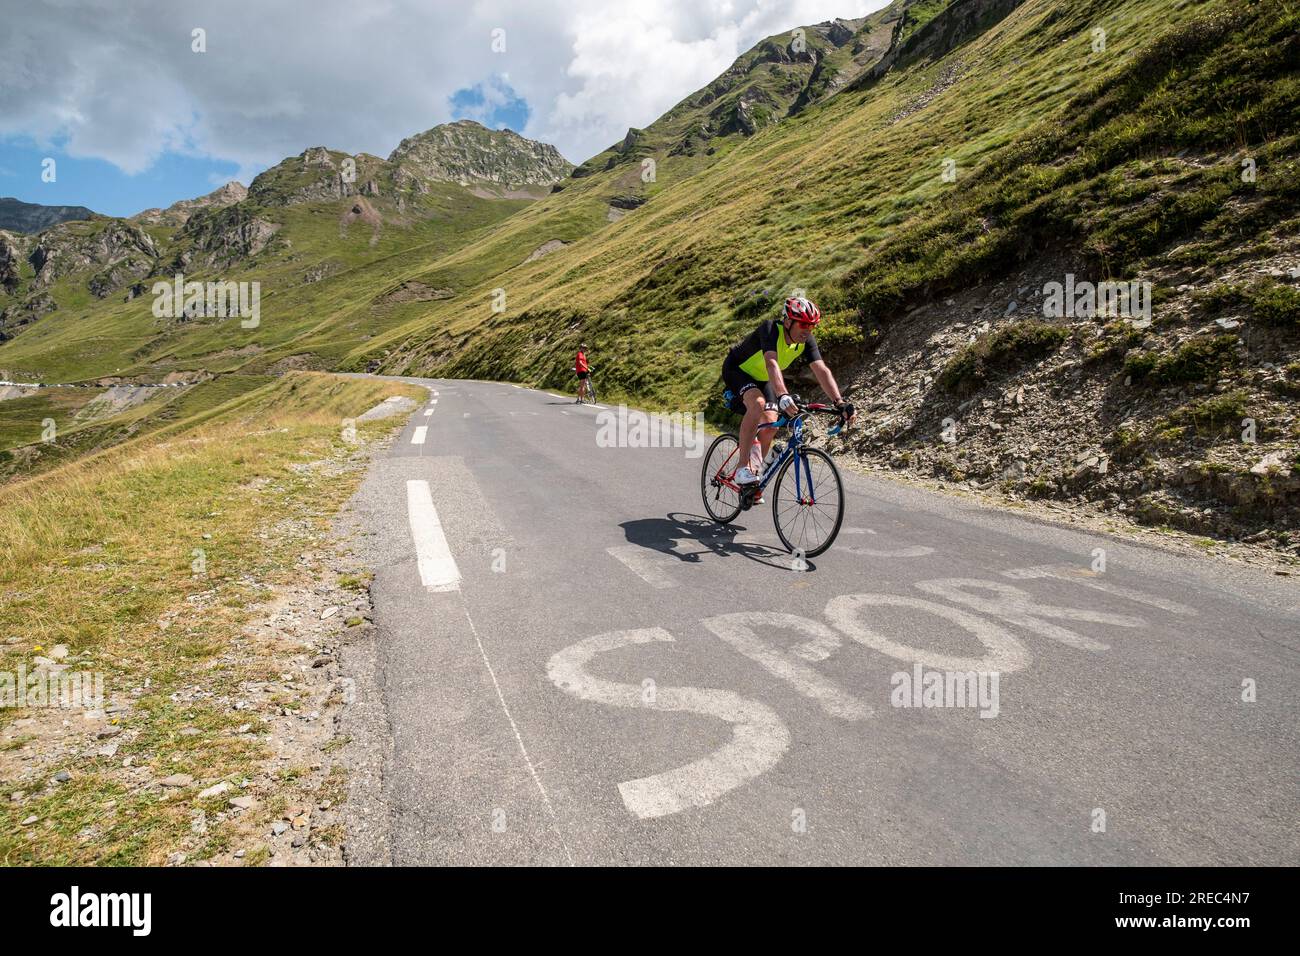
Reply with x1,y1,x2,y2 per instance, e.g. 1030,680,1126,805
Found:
618,512,815,571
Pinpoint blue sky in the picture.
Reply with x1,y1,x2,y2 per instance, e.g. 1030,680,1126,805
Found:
0,137,243,218
450,80,533,133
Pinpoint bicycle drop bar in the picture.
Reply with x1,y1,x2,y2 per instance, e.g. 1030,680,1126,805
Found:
764,399,849,436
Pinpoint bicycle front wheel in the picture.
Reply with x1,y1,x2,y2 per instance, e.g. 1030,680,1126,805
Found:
701,433,743,524
772,447,844,557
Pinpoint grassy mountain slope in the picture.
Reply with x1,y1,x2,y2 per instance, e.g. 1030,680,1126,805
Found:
0,376,277,480
568,5,904,179
0,123,569,384
355,0,1297,549
0,182,531,383
364,0,1190,389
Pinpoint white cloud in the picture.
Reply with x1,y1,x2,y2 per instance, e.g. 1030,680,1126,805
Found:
538,0,884,160
0,0,885,184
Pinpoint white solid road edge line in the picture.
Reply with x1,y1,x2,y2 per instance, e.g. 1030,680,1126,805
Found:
411,426,428,444
406,480,461,592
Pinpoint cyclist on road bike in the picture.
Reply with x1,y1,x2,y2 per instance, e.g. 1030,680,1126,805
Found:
722,296,855,487
574,343,591,403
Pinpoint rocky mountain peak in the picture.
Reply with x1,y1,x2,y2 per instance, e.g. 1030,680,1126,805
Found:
388,120,574,192
132,181,248,227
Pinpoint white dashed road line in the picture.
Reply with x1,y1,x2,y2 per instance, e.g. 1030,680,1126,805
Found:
411,426,428,444
405,479,460,592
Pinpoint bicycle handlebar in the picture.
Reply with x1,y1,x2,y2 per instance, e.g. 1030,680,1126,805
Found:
763,396,853,435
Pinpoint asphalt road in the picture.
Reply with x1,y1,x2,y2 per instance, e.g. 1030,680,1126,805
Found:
342,376,1299,866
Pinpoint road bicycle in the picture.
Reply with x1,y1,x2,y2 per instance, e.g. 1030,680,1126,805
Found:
575,371,598,405
701,395,848,557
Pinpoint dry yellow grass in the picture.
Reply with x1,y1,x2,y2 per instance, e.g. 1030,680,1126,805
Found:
0,372,425,864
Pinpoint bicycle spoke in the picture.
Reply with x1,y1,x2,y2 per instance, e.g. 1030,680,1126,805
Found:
777,498,804,522
806,502,829,544
792,509,814,550
793,502,819,549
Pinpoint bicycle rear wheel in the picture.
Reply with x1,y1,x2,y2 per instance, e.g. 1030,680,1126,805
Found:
771,447,844,557
701,433,743,524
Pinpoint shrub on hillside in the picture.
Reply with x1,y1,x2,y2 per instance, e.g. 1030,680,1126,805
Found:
1249,280,1300,326
937,320,1068,394
1123,333,1240,385
1198,278,1300,327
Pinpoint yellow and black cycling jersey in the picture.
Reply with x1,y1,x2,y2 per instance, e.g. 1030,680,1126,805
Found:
723,318,821,381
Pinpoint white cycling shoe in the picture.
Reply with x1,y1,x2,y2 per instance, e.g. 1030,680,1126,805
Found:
736,466,765,503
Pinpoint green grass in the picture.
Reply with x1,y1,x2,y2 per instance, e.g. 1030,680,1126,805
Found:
0,390,99,449
1085,320,1149,363
0,181,532,384
899,0,953,44
1170,391,1251,436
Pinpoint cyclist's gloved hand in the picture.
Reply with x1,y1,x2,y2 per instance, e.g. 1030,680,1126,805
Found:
836,401,856,425
777,394,797,414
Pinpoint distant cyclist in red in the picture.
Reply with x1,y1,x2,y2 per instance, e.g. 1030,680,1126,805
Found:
574,343,592,403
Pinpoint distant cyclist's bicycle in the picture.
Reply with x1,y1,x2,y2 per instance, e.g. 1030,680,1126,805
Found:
576,371,597,405
701,395,848,557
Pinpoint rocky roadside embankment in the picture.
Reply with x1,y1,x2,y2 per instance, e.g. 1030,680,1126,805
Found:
834,245,1299,570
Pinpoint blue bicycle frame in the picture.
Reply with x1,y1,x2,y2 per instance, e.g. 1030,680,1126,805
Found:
750,410,843,501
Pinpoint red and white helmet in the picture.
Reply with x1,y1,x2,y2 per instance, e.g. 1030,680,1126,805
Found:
783,295,821,327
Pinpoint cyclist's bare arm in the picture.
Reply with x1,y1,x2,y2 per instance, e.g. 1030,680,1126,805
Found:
810,359,855,424
810,360,843,403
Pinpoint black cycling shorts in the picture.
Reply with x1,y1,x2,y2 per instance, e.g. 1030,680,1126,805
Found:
575,371,589,380
722,363,776,414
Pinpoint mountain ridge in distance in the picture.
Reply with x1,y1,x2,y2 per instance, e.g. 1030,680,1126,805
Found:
0,197,98,235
